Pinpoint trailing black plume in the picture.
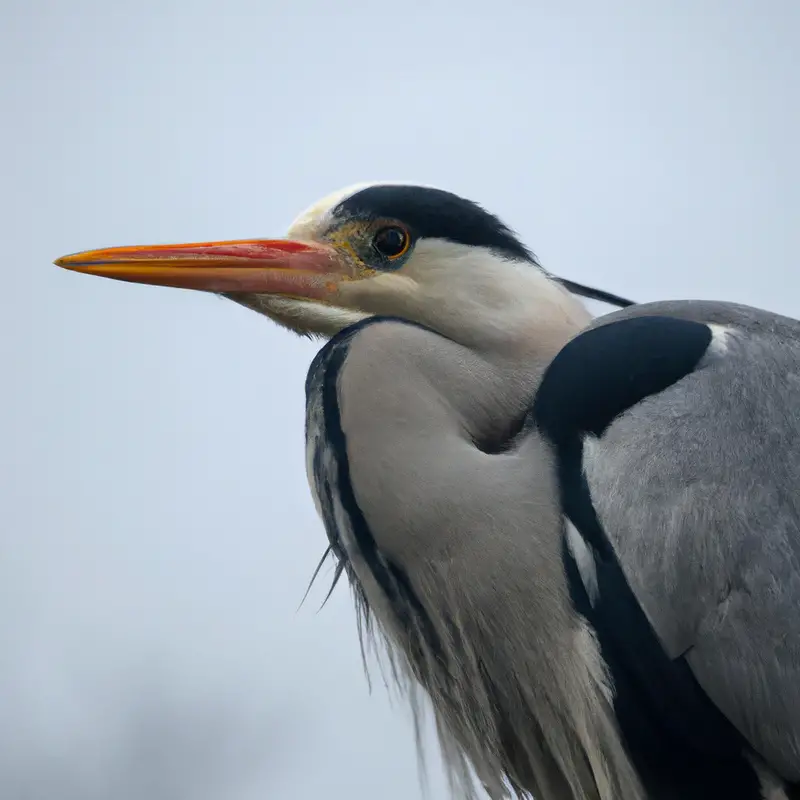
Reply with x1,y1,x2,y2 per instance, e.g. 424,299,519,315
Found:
557,278,635,308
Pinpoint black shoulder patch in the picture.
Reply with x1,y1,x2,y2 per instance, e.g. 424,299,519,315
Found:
334,184,535,263
532,315,712,558
533,315,713,443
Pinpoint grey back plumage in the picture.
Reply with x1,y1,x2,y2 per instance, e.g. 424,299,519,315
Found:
581,300,800,783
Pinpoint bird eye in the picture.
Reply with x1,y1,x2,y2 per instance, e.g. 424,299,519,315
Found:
372,226,410,260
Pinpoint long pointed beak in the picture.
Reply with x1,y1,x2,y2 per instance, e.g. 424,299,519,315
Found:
54,239,349,299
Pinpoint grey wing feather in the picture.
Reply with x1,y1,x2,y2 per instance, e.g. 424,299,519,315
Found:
582,300,800,781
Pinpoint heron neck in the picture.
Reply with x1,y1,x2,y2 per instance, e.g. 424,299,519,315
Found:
343,312,583,455
448,335,574,451
443,305,590,448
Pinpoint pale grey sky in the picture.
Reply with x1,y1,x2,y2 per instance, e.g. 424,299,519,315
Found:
2,1,799,798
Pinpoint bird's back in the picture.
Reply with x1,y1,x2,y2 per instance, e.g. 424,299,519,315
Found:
571,300,800,789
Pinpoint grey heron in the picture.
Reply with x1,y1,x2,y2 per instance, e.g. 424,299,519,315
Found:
56,183,800,800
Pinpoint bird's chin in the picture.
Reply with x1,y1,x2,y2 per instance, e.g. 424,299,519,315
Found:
223,292,368,339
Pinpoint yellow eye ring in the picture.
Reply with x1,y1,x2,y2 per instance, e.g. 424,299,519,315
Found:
372,225,411,260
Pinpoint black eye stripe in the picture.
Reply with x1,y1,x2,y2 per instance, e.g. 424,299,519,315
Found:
335,184,536,264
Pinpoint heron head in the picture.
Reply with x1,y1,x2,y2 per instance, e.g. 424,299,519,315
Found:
56,183,630,346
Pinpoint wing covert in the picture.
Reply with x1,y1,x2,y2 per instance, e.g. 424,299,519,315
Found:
534,300,800,784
